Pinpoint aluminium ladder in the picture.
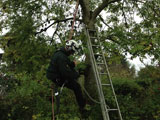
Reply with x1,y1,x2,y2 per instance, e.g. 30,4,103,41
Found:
85,29,123,120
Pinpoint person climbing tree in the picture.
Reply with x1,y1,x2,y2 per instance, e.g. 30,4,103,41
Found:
46,40,88,115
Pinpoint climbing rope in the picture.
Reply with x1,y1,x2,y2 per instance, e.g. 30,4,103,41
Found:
82,85,101,104
68,0,79,40
82,86,111,110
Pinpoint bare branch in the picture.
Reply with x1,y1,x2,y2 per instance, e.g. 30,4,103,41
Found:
121,1,128,27
50,23,60,45
35,17,82,35
99,15,113,29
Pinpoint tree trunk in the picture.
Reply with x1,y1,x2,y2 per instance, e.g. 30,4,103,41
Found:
78,0,104,104
83,15,99,103
79,0,119,108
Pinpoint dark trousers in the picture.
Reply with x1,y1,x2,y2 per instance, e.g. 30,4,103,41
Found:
54,79,86,109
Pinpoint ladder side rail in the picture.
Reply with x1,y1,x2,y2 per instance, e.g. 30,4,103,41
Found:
101,52,123,120
86,29,109,120
86,29,103,104
86,29,110,120
96,31,123,120
86,31,108,120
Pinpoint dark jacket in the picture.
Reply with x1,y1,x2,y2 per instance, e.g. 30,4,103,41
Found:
46,47,79,82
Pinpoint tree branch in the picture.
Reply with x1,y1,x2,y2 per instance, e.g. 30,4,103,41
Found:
99,15,113,29
150,1,160,17
79,0,90,22
121,0,128,27
50,23,59,45
35,17,82,35
92,0,121,19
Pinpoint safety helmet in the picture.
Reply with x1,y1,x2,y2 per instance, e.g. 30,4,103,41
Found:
65,40,80,52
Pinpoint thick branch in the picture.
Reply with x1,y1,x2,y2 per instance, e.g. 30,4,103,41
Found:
79,0,90,22
92,0,121,19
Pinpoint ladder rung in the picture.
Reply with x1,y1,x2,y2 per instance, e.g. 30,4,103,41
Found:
99,73,107,75
108,109,118,111
97,63,105,65
90,37,97,39
102,84,111,86
92,45,100,47
88,29,96,32
94,53,103,56
86,27,123,119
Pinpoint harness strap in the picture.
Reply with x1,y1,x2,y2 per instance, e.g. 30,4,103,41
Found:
52,80,67,118
51,87,55,120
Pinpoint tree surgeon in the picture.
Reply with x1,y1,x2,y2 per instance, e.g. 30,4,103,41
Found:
46,40,88,114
